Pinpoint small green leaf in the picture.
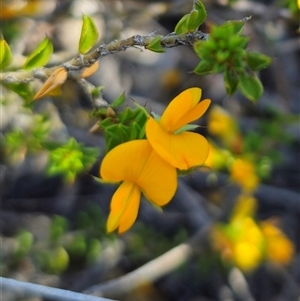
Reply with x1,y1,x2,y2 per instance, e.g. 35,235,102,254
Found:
146,36,165,53
194,60,215,75
175,1,206,34
78,14,99,54
174,124,199,134
23,37,53,70
0,36,13,69
193,0,207,26
152,112,161,121
118,107,136,123
40,247,69,275
187,10,200,32
227,36,249,51
239,73,263,102
111,92,126,109
174,14,189,35
246,52,272,71
47,138,99,183
99,117,113,129
224,69,239,95
216,50,231,63
4,82,33,102
194,40,215,60
223,20,245,35
15,231,34,258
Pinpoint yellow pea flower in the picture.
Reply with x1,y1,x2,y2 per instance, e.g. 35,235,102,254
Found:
1,0,56,20
146,87,211,170
100,140,177,234
230,158,259,192
261,221,295,266
233,241,262,271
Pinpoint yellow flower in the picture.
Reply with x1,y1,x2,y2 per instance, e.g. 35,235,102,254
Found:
261,221,295,266
146,87,211,170
230,158,259,192
212,196,265,272
207,105,237,138
233,241,262,271
100,140,177,233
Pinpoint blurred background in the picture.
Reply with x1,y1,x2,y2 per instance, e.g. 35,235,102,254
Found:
1,0,299,301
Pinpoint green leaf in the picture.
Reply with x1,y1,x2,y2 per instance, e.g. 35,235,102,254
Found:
224,69,239,95
174,124,199,134
246,52,272,71
193,0,207,26
223,20,245,35
174,14,189,35
0,36,13,69
239,73,263,102
175,1,206,34
118,107,139,123
227,35,249,51
187,10,200,32
78,14,99,54
194,60,215,75
47,138,99,183
15,231,34,258
146,36,165,53
4,82,33,102
152,112,161,121
23,37,53,70
194,40,216,60
110,92,126,108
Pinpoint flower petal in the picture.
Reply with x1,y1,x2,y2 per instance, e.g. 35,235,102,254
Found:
174,99,211,131
100,140,153,183
107,181,140,233
137,148,177,206
160,87,201,132
101,139,177,207
146,117,209,170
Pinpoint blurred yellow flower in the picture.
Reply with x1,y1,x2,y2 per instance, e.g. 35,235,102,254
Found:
100,140,177,233
211,196,264,272
211,196,295,271
230,158,259,192
204,141,231,170
207,105,242,152
207,105,236,136
146,87,211,170
261,221,295,266
231,194,257,222
233,241,262,271
1,0,56,20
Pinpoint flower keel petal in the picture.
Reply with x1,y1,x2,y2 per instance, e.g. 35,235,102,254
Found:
107,181,140,233
137,148,177,206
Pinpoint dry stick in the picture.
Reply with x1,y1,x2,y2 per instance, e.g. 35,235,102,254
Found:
0,277,117,301
85,223,212,299
0,31,208,84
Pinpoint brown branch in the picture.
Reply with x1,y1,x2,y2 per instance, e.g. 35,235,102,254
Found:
0,31,208,84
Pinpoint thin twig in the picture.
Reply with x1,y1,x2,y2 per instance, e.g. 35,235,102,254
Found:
0,31,208,84
85,223,212,299
0,277,118,301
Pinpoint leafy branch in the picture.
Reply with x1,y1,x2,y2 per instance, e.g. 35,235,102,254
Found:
0,30,208,83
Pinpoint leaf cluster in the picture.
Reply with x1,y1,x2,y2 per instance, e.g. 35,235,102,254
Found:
45,138,99,183
94,94,149,154
194,21,271,102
